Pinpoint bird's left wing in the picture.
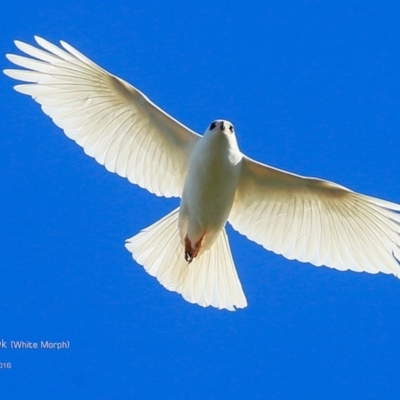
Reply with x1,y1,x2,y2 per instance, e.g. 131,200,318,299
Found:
229,156,400,276
4,36,201,198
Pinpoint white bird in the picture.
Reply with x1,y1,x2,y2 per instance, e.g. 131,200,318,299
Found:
4,37,400,311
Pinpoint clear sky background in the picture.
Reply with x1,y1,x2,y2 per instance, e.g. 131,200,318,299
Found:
1,1,400,399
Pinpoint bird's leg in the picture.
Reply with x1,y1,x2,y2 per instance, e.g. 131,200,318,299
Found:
184,235,204,264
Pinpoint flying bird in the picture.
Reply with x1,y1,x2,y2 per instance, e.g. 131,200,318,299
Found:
4,37,400,311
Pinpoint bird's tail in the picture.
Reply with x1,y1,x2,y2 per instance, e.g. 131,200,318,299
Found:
125,208,247,311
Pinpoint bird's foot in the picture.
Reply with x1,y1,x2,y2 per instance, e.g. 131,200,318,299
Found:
184,235,203,264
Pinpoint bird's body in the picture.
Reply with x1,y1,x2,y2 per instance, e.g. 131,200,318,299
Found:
5,37,400,311
179,120,242,260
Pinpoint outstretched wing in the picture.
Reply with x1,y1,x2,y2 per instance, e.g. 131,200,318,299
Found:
229,156,400,276
4,36,201,198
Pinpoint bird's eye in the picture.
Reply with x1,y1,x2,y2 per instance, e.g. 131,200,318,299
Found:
229,125,234,133
210,121,217,130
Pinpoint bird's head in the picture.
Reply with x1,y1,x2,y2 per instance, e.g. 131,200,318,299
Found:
207,120,235,136
204,119,241,158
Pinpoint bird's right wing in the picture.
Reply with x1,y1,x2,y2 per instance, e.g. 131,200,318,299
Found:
229,156,400,276
4,36,201,198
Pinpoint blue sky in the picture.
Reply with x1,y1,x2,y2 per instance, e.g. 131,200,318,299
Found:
1,1,400,398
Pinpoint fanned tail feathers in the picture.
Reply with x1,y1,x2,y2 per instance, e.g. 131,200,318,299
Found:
125,208,247,311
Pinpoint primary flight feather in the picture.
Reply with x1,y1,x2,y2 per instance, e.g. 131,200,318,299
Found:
4,37,400,310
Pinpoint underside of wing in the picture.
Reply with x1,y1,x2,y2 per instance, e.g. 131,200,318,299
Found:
4,36,201,197
229,156,400,276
